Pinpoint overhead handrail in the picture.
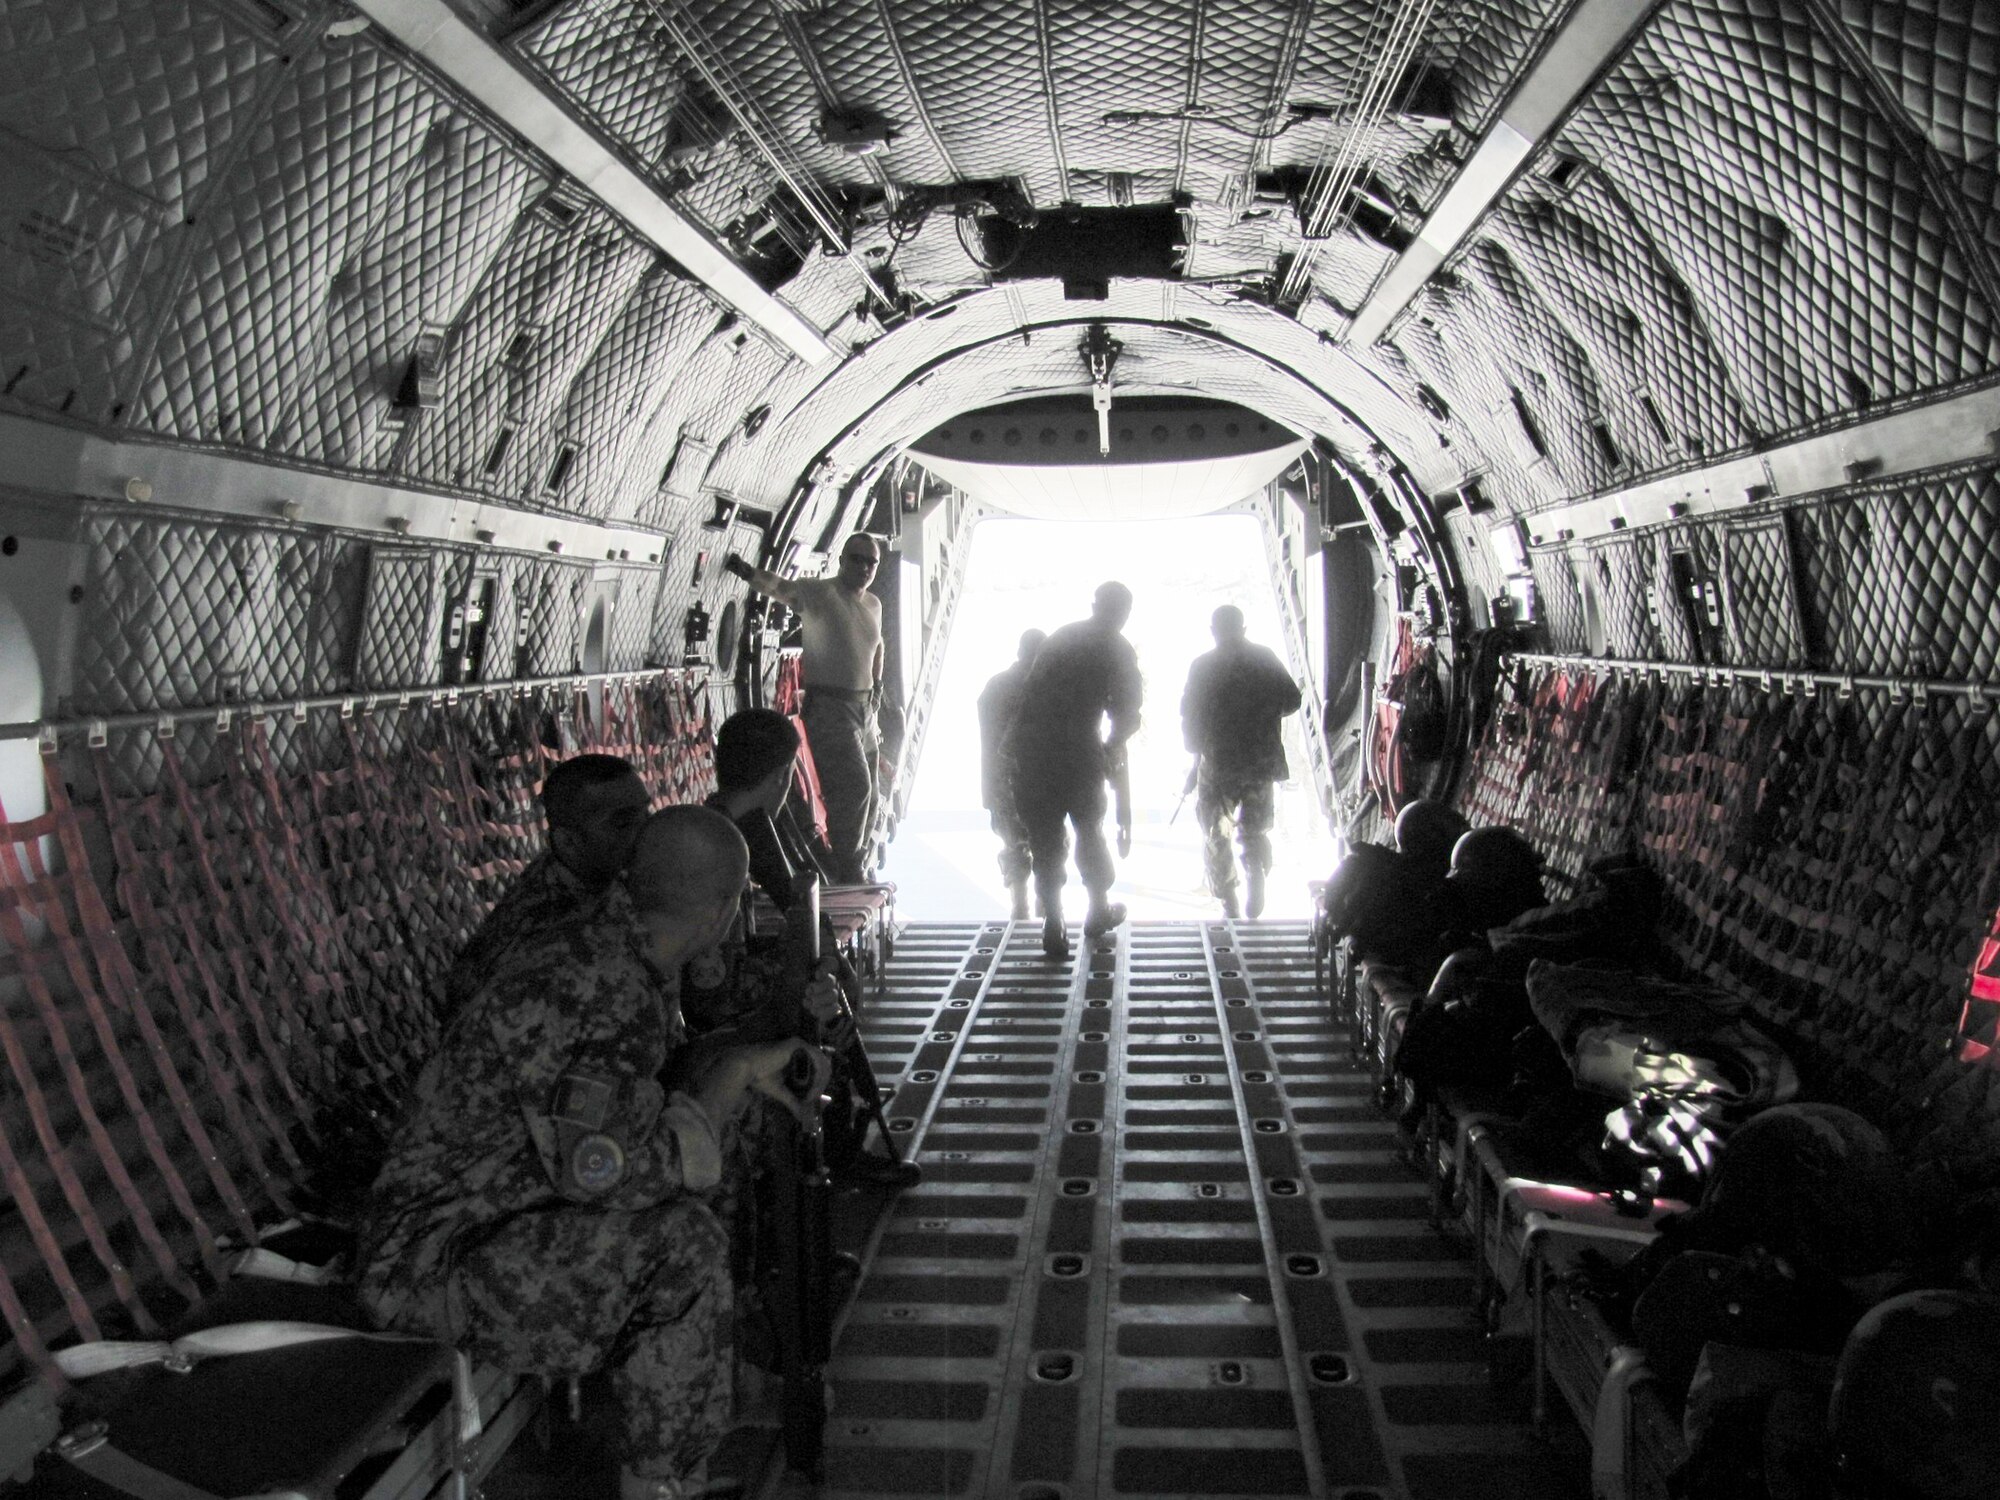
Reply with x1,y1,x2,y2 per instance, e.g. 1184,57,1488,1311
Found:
4,665,709,745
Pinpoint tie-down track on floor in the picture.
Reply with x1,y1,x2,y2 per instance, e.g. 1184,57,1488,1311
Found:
804,921,1574,1500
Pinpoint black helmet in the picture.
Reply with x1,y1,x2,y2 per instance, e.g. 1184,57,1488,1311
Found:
1448,826,1542,889
1694,1103,1912,1275
1394,799,1470,877
1445,827,1545,930
1829,1289,2000,1499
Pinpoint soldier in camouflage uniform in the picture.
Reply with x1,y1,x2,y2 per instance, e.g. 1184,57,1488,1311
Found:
438,754,651,1028
1180,606,1302,919
362,806,820,1500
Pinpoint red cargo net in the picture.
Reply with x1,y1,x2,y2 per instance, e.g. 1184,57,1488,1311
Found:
1959,911,2000,1066
0,670,717,1388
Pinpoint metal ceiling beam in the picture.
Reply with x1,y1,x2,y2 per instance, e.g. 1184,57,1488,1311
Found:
1514,379,2000,547
352,0,837,366
0,411,671,563
1343,0,1660,347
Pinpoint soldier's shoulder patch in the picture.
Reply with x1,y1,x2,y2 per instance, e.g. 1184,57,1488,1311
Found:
552,1072,615,1129
568,1133,625,1194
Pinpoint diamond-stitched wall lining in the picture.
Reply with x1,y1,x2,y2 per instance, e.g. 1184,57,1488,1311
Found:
138,39,442,448
1524,459,2000,678
0,0,1992,556
355,547,444,690
0,0,279,418
1459,663,2000,1151
1553,0,2000,437
1720,513,1810,666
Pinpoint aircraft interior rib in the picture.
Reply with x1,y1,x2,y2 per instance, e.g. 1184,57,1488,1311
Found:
1,1,1998,1498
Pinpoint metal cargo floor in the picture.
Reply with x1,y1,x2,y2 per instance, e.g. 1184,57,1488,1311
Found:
792,920,1587,1500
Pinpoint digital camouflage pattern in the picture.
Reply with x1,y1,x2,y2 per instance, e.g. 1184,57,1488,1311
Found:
437,852,597,1028
361,884,730,1480
1196,769,1276,902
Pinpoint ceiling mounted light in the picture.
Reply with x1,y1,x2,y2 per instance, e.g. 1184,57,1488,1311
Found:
817,111,897,156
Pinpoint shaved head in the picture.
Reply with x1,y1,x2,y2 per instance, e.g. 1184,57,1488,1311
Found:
627,805,750,917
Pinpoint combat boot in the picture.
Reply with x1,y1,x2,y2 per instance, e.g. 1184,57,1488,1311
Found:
1083,899,1127,939
1220,888,1242,919
1246,866,1267,920
1008,879,1031,921
1041,891,1070,958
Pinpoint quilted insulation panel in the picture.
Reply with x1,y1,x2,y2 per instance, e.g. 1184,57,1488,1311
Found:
0,0,1987,550
1528,457,2000,681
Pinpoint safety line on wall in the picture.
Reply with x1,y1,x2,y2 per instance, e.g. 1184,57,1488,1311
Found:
1508,651,1996,704
6,667,710,745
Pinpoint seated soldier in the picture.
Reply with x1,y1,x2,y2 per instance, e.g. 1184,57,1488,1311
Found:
361,806,821,1500
439,753,651,1027
700,706,920,1191
707,708,810,917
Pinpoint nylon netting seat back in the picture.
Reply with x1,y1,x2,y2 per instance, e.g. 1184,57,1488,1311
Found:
1453,661,2000,1160
0,671,715,1391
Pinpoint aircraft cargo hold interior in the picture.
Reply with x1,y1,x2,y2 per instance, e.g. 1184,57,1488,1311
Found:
1,2,1999,1499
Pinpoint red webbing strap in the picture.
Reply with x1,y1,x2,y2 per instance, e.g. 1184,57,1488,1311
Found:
0,1197,68,1389
682,678,716,804
29,760,232,1280
231,719,405,1110
343,708,469,1046
94,745,300,1190
305,719,431,1030
132,769,316,1137
157,733,331,1103
0,796,197,1310
774,654,804,716
0,962,124,1342
787,714,831,841
43,752,263,1249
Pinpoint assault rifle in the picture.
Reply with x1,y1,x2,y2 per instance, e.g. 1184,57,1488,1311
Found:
764,881,834,1480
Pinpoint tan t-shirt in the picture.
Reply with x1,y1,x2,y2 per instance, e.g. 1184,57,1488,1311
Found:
785,577,882,692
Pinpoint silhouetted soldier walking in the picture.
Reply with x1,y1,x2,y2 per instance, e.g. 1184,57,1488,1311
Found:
1007,583,1141,958
1181,605,1302,918
979,628,1047,920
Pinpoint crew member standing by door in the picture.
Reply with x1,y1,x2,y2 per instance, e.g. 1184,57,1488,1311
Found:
1181,605,1303,918
726,536,885,884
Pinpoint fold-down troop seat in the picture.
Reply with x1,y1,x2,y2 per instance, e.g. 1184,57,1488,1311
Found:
0,670,893,1498
1318,656,2000,1499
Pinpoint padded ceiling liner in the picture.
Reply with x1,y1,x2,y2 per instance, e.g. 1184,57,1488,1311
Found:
0,0,1991,573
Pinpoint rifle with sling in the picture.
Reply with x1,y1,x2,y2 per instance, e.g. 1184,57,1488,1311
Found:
761,880,834,1481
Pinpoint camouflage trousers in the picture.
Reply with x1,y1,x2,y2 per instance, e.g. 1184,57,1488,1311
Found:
451,1197,733,1483
989,805,1033,888
801,692,877,884
1196,772,1275,898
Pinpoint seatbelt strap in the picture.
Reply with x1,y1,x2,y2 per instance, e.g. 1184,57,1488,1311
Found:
53,1322,424,1380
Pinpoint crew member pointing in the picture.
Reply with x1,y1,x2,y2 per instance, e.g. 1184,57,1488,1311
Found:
726,536,885,883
